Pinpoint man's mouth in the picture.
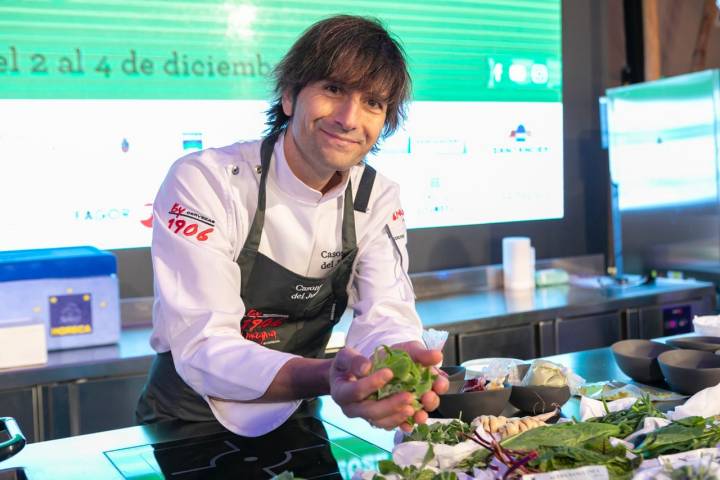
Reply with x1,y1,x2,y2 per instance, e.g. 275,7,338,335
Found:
319,128,361,145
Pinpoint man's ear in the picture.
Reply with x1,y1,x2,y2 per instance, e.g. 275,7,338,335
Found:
281,89,293,117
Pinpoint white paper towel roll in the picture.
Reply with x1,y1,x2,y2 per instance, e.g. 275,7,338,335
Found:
502,237,535,290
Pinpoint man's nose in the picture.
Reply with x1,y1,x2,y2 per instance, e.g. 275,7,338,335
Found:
332,94,361,131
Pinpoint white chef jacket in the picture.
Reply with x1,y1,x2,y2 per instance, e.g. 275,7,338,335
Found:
149,133,423,436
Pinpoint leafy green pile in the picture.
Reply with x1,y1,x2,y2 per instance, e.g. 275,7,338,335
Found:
634,416,720,459
403,419,474,446
370,346,437,412
374,445,458,480
500,421,638,479
501,421,622,451
530,445,641,480
587,394,665,438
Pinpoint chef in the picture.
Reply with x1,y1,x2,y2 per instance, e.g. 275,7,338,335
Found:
136,14,448,437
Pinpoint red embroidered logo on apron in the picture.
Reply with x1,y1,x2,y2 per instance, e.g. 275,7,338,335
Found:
240,308,288,346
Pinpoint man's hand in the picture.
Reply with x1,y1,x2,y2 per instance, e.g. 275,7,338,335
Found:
329,343,449,432
391,340,449,430
330,347,418,430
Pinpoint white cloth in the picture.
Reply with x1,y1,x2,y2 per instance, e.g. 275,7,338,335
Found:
149,133,423,436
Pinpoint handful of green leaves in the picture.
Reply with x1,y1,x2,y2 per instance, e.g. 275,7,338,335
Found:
369,346,437,413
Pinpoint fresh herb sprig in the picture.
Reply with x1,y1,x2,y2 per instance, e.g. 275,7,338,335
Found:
587,394,665,438
374,445,458,480
403,419,474,446
634,416,720,459
370,346,437,413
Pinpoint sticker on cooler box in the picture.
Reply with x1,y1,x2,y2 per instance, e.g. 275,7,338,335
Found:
49,293,93,336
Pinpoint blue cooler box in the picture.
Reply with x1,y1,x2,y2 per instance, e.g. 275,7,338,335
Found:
0,247,121,351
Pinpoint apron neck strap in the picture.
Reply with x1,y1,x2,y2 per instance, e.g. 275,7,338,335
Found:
242,132,357,256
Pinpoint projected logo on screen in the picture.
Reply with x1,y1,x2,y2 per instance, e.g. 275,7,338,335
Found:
74,208,130,221
491,123,550,154
510,124,530,142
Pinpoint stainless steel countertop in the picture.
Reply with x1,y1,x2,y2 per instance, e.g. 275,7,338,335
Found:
0,276,714,390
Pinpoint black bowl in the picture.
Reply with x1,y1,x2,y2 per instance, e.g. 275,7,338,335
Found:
666,336,720,353
658,349,720,395
440,366,466,394
509,364,570,414
611,339,675,384
437,387,511,421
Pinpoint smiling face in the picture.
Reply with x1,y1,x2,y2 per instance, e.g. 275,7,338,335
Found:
282,80,387,191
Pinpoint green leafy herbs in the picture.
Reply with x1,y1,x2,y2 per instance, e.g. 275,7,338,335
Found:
587,394,665,438
373,444,458,480
454,448,490,471
493,422,637,480
370,346,437,413
403,419,474,446
530,445,641,480
634,416,720,459
501,421,622,451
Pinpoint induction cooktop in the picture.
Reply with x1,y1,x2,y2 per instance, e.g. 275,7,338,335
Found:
104,417,389,480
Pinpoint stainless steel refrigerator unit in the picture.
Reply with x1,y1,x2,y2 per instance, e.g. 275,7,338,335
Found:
605,69,720,285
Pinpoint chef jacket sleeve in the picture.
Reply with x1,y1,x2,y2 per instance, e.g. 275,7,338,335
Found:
344,181,424,358
151,153,300,401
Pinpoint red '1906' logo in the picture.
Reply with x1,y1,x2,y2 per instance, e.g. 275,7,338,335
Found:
167,203,213,241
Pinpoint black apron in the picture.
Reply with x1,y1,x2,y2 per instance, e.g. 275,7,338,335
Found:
136,133,376,424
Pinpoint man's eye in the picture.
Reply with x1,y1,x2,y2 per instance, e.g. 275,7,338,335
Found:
367,98,385,110
325,84,341,94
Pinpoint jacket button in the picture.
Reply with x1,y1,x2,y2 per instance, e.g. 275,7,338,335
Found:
231,166,240,175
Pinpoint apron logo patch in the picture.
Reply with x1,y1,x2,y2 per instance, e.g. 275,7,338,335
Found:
291,284,321,300
166,202,215,242
391,208,404,221
241,309,287,346
320,250,341,270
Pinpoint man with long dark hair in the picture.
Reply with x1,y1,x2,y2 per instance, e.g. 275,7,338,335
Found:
137,15,448,436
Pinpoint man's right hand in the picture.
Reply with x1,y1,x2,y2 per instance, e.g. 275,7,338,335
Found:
329,347,417,430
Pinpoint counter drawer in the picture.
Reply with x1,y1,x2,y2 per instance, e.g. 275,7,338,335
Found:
457,325,535,363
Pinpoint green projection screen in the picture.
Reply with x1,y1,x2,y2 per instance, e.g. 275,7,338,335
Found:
0,0,563,250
